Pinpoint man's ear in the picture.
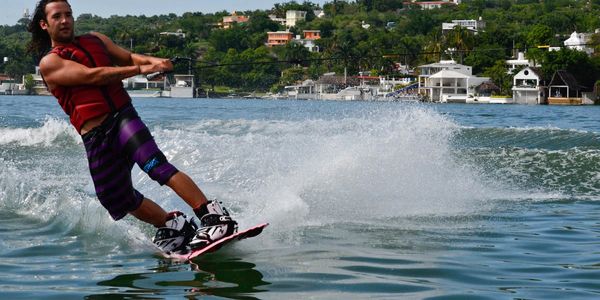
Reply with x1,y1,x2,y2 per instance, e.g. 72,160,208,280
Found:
39,19,48,30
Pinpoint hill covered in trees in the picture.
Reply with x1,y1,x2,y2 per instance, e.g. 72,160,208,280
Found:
1,0,599,93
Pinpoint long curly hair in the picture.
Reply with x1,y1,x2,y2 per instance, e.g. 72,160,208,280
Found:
27,0,71,58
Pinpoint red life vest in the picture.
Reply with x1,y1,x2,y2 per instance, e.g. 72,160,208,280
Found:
46,34,132,133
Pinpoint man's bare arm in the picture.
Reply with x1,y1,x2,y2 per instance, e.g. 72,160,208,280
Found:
40,53,140,88
90,32,173,71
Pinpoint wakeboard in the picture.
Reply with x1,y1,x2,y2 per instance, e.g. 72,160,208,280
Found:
160,223,268,260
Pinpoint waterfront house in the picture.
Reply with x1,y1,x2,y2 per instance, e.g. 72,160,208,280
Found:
547,70,593,105
512,67,547,105
123,75,165,90
418,60,488,102
28,67,50,96
465,81,500,103
169,74,195,98
122,75,166,98
0,74,15,95
423,69,489,103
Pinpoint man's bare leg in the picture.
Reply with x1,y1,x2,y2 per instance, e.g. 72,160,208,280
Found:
131,172,209,228
130,198,168,227
166,171,209,210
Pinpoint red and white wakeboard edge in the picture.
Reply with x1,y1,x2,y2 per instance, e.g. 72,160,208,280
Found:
160,223,268,260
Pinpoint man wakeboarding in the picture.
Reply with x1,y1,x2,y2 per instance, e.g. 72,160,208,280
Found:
28,0,237,253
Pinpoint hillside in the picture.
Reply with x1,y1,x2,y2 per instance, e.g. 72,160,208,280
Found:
1,0,599,92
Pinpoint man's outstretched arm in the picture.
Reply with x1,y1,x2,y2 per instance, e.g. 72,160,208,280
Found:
90,32,173,71
41,33,174,89
40,53,141,88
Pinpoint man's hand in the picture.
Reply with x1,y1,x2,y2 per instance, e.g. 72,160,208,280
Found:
139,59,173,75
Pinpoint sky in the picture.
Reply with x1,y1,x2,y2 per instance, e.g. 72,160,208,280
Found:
1,0,330,26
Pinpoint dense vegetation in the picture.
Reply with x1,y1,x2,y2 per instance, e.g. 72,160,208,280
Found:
1,0,600,93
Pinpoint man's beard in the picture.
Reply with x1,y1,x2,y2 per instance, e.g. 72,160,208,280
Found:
54,30,74,44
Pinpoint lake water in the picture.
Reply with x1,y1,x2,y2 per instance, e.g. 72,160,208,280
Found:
1,96,600,299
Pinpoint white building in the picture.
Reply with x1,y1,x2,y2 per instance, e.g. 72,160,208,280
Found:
506,51,538,74
122,75,165,90
418,60,471,90
30,66,50,95
410,0,461,10
268,14,286,26
170,74,194,98
159,29,186,39
512,67,546,105
442,18,485,33
294,38,320,52
564,31,594,55
418,60,489,102
286,10,307,28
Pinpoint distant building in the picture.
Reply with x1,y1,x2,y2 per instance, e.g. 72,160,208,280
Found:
221,12,249,29
417,60,489,102
506,51,537,74
170,74,195,98
29,66,50,96
122,75,165,90
159,29,186,39
0,74,15,95
267,31,294,47
292,31,322,52
563,31,594,55
547,70,593,105
405,0,461,10
286,10,306,28
268,14,286,26
418,60,472,88
303,30,321,40
313,10,325,18
512,67,547,105
442,18,485,33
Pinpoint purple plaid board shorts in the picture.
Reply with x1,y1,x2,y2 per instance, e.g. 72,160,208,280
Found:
82,104,178,220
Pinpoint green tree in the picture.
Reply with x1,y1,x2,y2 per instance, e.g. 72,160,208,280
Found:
542,48,600,88
591,32,600,58
247,11,280,34
445,26,475,63
4,59,30,82
526,24,553,47
280,66,306,86
464,44,505,75
209,27,250,52
423,30,444,63
23,74,35,93
484,60,512,95
403,10,436,36
239,46,280,90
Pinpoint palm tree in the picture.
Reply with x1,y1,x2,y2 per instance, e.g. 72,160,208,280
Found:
446,26,474,63
424,30,444,63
